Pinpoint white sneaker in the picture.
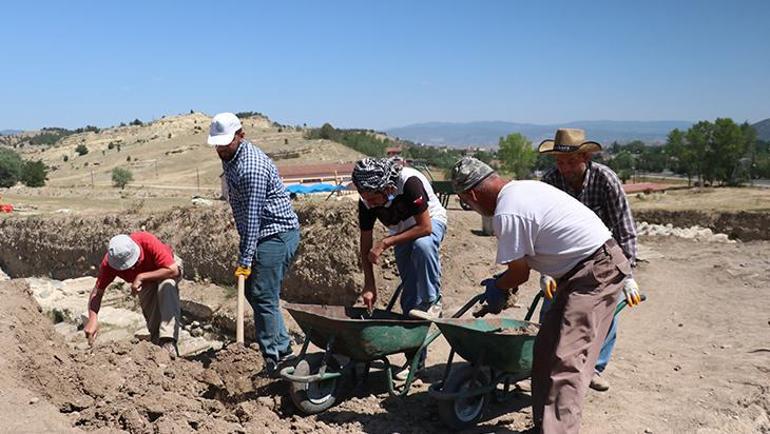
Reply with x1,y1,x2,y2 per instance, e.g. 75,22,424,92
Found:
408,301,442,320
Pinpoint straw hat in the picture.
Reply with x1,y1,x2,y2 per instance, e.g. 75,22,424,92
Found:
537,128,602,154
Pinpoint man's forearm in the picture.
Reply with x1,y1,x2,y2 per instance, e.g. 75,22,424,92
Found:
383,220,432,248
360,231,376,289
87,287,104,318
138,266,179,283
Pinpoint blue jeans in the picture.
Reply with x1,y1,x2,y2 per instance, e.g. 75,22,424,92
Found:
539,295,617,374
394,220,446,314
244,228,300,363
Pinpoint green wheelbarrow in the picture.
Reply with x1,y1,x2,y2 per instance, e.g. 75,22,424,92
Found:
429,291,646,430
280,285,484,415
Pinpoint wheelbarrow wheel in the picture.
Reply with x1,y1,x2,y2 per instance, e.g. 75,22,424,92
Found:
438,364,489,430
289,353,341,415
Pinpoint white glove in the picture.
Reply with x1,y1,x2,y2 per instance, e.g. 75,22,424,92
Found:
539,274,557,300
623,278,641,307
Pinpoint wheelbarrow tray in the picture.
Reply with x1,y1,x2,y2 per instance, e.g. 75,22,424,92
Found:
433,317,539,374
285,303,432,361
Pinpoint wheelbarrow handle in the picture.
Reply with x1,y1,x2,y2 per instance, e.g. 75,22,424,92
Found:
384,283,404,313
451,293,486,319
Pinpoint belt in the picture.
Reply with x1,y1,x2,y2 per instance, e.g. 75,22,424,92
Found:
557,238,618,285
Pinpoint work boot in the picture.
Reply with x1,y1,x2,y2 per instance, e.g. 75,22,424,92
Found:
258,351,296,378
160,338,178,360
589,372,610,392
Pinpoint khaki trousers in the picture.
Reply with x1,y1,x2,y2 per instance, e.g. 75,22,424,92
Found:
532,240,631,434
138,257,182,343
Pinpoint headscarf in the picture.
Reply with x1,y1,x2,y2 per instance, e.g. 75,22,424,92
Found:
351,157,403,192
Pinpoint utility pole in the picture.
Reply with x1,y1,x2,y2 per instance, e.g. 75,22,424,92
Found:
196,168,200,193
155,160,158,179
91,170,94,188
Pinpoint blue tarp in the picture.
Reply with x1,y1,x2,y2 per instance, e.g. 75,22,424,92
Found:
286,183,345,195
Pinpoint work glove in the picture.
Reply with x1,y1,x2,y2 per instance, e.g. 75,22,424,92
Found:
479,277,507,315
623,277,641,307
539,274,557,300
234,265,252,279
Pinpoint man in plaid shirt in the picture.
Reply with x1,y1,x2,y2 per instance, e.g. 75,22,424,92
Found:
538,128,641,392
209,112,300,375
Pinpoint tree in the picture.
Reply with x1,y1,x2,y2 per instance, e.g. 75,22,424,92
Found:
497,133,536,179
21,160,48,187
685,121,711,186
665,128,695,185
112,167,133,189
608,150,634,183
75,144,89,156
319,123,336,140
0,148,23,188
130,119,143,126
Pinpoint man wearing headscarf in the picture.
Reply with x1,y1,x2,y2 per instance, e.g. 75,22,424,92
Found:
352,158,447,317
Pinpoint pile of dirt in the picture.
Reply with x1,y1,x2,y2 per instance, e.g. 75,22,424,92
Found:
2,279,346,433
0,200,397,306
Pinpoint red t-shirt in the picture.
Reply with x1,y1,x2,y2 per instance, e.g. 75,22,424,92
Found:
95,232,175,290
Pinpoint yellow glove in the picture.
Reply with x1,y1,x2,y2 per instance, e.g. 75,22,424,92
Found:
623,278,641,307
234,265,251,279
540,274,557,300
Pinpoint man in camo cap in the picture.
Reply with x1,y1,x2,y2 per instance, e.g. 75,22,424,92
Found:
451,156,632,434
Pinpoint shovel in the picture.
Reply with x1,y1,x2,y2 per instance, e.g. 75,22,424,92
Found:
237,274,245,344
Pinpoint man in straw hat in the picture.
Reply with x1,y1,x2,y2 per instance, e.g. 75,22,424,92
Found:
538,128,641,392
450,157,633,433
84,232,183,358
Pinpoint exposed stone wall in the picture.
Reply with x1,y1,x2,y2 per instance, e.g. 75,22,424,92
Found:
0,200,394,305
634,210,770,241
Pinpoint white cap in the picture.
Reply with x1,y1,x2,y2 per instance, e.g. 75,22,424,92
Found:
107,234,140,271
207,112,242,146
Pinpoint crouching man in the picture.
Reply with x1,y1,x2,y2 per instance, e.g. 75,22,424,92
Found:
84,232,183,358
451,157,631,433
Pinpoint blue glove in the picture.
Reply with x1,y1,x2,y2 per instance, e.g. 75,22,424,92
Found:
481,277,506,314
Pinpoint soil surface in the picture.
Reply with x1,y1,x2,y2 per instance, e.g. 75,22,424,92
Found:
1,207,769,432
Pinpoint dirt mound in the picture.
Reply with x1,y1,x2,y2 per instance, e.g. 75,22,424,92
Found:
1,279,316,433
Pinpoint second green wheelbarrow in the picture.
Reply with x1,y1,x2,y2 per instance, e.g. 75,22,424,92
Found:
280,285,484,414
429,291,645,430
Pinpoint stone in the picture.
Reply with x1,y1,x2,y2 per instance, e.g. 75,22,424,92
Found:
191,198,213,207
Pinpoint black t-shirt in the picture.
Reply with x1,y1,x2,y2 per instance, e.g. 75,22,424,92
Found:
358,176,430,231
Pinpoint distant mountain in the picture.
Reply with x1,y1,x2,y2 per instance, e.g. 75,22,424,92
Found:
752,118,770,141
0,129,22,136
386,120,693,148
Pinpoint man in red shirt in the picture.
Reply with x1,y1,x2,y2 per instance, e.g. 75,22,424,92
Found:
83,232,183,358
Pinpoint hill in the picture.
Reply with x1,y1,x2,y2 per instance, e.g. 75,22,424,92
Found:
5,112,363,192
0,129,22,136
386,120,693,147
752,118,770,141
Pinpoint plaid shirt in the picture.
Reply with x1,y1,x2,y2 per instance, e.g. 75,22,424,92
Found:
542,161,637,266
222,140,299,267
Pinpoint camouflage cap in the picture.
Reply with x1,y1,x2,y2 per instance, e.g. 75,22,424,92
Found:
451,157,495,193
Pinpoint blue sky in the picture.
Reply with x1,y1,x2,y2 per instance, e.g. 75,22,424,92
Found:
2,0,769,130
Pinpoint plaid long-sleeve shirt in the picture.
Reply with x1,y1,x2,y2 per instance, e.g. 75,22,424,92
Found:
222,140,299,267
542,161,637,266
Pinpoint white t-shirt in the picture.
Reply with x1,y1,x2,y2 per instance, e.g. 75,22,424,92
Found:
494,180,611,278
388,167,447,235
